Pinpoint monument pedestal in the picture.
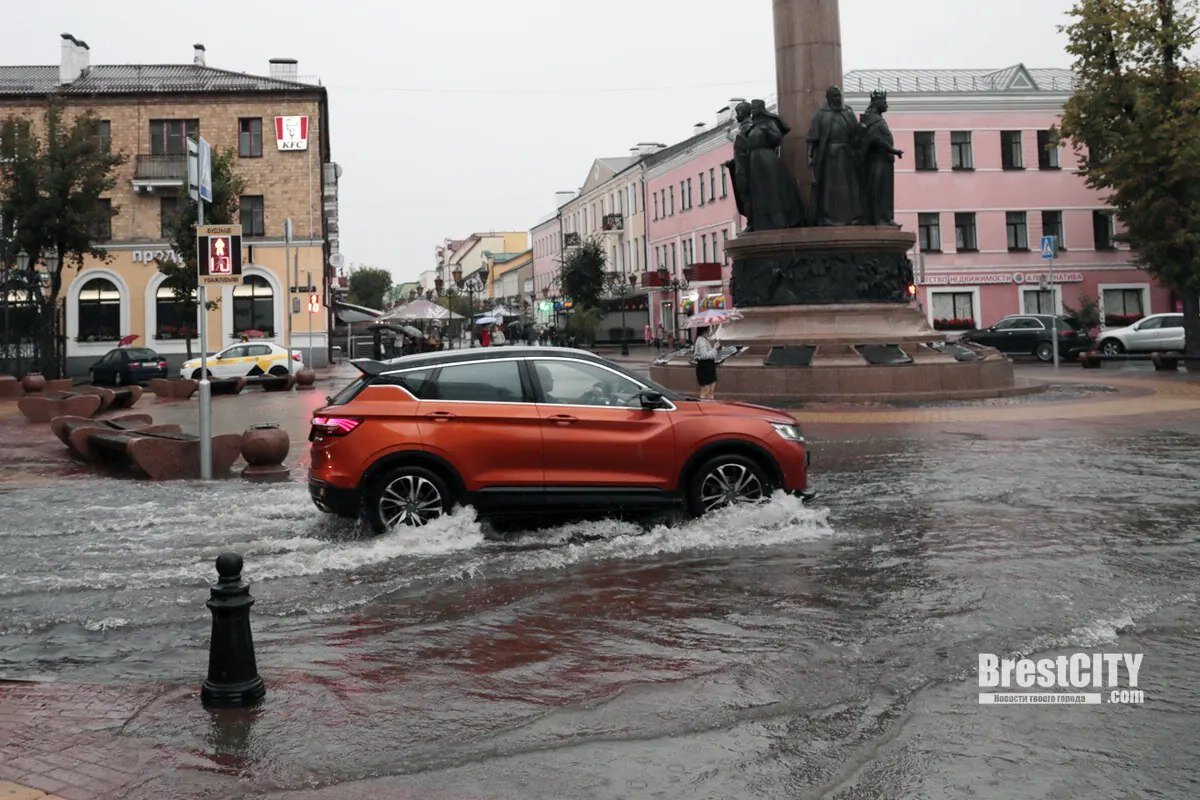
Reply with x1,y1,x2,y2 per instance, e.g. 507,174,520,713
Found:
649,227,1023,404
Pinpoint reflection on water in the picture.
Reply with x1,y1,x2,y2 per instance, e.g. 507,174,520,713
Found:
1,429,1198,798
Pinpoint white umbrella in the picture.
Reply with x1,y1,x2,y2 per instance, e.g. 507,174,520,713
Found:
474,315,499,326
686,308,742,329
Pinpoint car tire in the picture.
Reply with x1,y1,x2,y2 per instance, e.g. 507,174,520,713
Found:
268,365,289,376
686,454,774,516
191,368,212,380
88,370,98,386
113,371,123,386
1035,342,1054,362
1099,339,1125,356
363,465,452,534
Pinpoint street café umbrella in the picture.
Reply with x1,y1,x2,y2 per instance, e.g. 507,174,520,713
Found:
474,315,499,326
686,308,742,329
385,299,459,321
398,325,425,338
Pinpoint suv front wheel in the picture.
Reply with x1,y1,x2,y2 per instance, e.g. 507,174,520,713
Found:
687,454,773,516
363,465,452,533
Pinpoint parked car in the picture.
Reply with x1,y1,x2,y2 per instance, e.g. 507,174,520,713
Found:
1095,313,1185,355
180,342,302,379
308,347,813,533
88,347,169,386
960,314,1093,362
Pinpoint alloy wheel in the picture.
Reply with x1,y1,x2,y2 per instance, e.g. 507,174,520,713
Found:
699,461,767,512
1101,340,1124,356
378,473,445,528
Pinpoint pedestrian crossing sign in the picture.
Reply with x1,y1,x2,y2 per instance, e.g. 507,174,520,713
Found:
1041,236,1056,260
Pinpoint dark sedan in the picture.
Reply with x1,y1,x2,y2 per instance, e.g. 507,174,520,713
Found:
960,314,1093,362
88,347,169,386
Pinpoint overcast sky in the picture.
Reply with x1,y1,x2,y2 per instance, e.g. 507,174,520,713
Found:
8,0,1083,283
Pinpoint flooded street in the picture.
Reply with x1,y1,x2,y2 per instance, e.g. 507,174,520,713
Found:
2,410,1198,798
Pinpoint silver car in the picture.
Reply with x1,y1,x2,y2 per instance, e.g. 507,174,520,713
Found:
1096,313,1185,355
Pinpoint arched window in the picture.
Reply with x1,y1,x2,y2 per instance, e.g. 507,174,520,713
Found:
77,277,120,341
232,274,274,336
155,282,196,340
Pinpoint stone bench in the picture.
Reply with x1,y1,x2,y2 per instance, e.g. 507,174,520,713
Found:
256,374,297,392
69,421,185,462
17,392,103,423
50,412,153,446
148,377,199,400
211,376,246,396
0,375,22,399
88,429,242,479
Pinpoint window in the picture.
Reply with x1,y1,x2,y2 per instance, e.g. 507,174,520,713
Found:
669,186,675,215
1006,212,1029,250
720,167,728,197
954,213,978,251
1041,210,1065,251
90,199,112,241
77,277,120,341
931,291,975,324
1037,130,1060,169
701,235,709,262
1001,131,1024,169
699,173,706,205
670,242,677,269
653,193,659,220
160,196,182,238
238,118,263,158
1093,211,1115,249
1023,289,1056,315
155,282,195,340
1102,288,1144,319
149,119,198,156
951,131,973,170
239,195,265,237
219,345,249,360
721,229,729,260
232,274,274,336
90,120,111,151
709,168,716,201
432,361,525,402
375,368,436,399
918,213,941,252
533,359,641,405
914,131,936,170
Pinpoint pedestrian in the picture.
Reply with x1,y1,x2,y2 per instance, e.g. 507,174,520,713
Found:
525,324,536,346
479,325,491,348
492,324,506,347
655,323,667,352
693,325,720,399
644,323,653,349
427,330,441,351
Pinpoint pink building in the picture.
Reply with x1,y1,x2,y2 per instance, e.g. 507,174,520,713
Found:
845,65,1165,330
643,112,742,335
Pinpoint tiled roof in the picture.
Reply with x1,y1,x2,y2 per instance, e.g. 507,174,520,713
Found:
843,65,1076,94
0,64,322,96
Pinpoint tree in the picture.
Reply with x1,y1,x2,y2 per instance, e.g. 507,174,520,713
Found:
559,238,607,312
347,267,392,310
0,104,127,377
1058,0,1200,359
157,147,246,359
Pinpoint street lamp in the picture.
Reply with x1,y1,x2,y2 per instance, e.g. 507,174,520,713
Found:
666,275,689,345
456,264,488,347
607,272,636,356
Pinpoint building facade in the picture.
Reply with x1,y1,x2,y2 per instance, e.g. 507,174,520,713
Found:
0,35,338,372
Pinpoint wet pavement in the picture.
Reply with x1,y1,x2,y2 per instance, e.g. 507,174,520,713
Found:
1,363,1198,799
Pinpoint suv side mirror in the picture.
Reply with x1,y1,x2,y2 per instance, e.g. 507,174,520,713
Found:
639,390,666,410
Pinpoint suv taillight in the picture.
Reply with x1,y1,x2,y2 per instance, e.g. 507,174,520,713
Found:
310,416,362,439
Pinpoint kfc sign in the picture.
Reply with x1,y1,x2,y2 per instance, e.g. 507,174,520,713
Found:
275,116,309,151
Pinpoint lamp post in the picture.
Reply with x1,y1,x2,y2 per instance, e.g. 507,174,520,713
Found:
607,272,636,356
667,275,689,345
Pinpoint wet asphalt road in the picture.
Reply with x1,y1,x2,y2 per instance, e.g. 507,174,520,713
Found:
1,404,1199,798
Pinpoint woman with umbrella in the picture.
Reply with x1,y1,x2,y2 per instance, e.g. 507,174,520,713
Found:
693,325,720,399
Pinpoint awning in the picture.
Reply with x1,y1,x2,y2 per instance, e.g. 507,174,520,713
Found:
334,301,384,324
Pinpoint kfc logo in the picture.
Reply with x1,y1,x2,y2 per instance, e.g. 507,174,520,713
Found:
275,116,309,151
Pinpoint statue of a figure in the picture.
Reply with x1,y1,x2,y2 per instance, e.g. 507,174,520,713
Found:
723,102,753,227
860,91,904,226
806,85,865,226
739,98,805,231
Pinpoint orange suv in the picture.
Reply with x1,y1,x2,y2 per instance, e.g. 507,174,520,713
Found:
309,347,812,533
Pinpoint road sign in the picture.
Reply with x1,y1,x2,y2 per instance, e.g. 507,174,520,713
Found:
197,138,213,203
1041,235,1056,260
308,293,321,313
197,224,243,285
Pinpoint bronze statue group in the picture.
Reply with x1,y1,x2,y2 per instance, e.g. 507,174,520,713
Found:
725,88,902,232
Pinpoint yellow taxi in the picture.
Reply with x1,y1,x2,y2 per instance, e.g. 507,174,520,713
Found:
181,342,302,379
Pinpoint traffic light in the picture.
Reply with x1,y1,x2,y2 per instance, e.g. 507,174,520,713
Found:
308,293,320,313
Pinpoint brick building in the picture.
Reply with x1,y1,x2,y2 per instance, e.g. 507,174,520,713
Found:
0,34,340,372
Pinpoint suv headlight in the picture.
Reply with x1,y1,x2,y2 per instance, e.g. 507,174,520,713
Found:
771,422,804,442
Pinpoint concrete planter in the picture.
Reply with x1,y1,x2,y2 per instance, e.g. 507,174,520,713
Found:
240,423,290,482
21,373,46,393
295,368,317,390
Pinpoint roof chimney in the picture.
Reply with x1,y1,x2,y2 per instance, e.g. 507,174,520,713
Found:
554,190,576,209
59,33,90,85
693,121,708,135
634,142,666,157
269,58,299,82
193,43,206,67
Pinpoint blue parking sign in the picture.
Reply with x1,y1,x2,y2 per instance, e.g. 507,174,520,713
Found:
1041,235,1056,260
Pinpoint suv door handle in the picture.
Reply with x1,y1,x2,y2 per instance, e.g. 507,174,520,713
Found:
547,413,577,426
424,411,456,422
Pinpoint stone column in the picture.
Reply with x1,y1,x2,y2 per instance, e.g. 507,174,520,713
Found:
774,0,843,207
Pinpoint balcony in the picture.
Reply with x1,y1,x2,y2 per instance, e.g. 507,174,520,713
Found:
682,262,723,283
132,154,186,194
563,232,581,249
601,213,624,234
641,269,670,288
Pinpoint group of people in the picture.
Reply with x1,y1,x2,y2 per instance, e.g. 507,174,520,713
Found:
477,322,571,348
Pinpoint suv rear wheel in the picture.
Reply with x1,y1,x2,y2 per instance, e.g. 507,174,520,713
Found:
363,465,451,534
1099,339,1125,356
1035,341,1054,362
687,454,772,516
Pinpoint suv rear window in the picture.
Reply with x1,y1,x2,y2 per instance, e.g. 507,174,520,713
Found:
1163,315,1184,328
328,376,368,406
430,361,525,402
374,368,436,399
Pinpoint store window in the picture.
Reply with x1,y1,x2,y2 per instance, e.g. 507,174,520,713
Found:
1023,289,1056,315
77,277,121,341
1102,288,1145,326
931,291,976,330
155,282,196,340
232,274,275,336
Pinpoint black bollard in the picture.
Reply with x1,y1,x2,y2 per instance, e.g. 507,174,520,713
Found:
201,552,266,708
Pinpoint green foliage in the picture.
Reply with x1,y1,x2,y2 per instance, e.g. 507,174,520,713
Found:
563,306,603,345
559,238,607,312
1058,0,1200,354
1063,290,1102,331
157,147,246,358
0,104,128,377
347,267,393,310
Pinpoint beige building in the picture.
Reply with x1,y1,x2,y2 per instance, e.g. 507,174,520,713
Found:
0,35,340,371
